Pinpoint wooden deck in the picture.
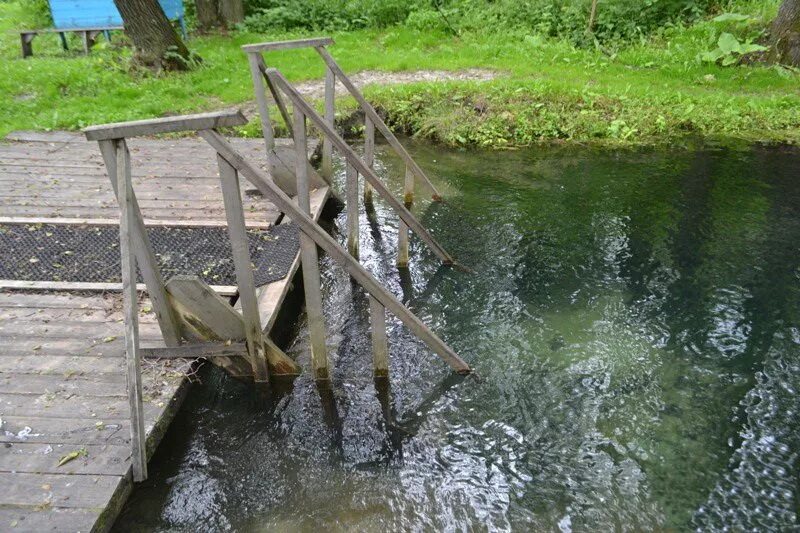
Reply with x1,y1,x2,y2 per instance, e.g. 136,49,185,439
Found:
0,131,330,532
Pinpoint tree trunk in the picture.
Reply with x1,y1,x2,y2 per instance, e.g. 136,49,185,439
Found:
769,0,800,66
114,0,195,71
219,0,244,27
195,0,221,32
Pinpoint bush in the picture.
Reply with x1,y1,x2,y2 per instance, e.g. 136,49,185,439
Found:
18,0,51,26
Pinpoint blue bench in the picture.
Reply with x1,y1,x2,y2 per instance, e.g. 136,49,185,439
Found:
19,0,186,58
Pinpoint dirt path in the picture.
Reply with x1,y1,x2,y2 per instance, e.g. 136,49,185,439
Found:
241,68,497,119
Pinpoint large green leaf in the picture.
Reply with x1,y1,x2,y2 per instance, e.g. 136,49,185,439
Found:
717,32,742,55
712,13,751,23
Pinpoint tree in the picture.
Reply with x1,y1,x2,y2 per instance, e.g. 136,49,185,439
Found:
194,0,244,32
114,0,196,71
768,0,800,66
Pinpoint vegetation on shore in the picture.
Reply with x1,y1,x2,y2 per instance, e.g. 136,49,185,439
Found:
0,0,798,148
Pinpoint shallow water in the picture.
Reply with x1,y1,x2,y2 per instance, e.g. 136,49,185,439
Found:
115,142,800,531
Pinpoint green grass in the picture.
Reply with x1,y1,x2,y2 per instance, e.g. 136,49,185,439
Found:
0,0,798,147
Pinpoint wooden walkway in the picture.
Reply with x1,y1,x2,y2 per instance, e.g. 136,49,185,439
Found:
0,131,329,532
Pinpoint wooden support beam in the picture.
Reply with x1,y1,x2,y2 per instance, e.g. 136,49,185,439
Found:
345,162,359,259
199,129,470,374
84,111,248,141
142,342,248,359
20,32,34,59
369,295,389,378
116,140,147,482
241,37,334,53
292,111,330,381
255,54,293,138
363,115,375,206
398,166,414,268
265,68,455,265
314,47,443,201
96,140,181,347
321,61,335,178
217,155,270,383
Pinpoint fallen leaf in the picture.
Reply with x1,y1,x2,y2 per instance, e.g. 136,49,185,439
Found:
102,336,116,343
57,448,87,467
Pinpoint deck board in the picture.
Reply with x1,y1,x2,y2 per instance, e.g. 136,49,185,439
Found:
0,130,333,532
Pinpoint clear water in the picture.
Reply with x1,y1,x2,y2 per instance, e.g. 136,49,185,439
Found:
114,142,800,531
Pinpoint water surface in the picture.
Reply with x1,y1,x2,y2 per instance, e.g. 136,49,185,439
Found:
115,142,800,531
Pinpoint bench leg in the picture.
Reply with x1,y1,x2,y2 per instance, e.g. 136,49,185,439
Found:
20,33,34,59
58,32,68,51
80,31,95,54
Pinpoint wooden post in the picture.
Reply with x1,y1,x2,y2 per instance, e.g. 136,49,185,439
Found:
80,31,91,54
97,140,181,347
115,139,147,482
293,109,329,380
247,52,277,175
216,154,270,383
321,61,335,178
58,32,68,51
369,295,389,378
397,166,413,268
363,116,375,206
345,162,359,259
200,129,470,374
20,32,34,59
587,0,599,35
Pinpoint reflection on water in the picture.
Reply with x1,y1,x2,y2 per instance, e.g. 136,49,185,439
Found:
114,142,800,531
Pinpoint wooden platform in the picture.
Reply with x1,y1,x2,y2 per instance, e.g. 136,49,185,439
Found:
0,131,330,532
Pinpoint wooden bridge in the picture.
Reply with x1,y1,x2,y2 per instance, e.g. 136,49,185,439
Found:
0,37,469,532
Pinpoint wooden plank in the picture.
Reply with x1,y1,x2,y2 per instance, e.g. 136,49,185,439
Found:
0,506,101,532
247,52,276,176
0,355,122,375
0,471,121,508
116,139,148,482
165,276,245,341
0,280,238,296
241,37,333,53
0,372,126,397
369,295,389,378
257,54,293,138
265,69,455,265
346,161,359,259
199,130,471,374
142,342,247,360
84,110,248,141
0,216,271,229
321,62,335,178
217,155,270,383
98,139,181,346
0,416,130,446
0,442,131,476
292,112,329,381
314,47,443,201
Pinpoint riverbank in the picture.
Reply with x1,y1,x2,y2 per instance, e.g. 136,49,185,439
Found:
1,0,798,148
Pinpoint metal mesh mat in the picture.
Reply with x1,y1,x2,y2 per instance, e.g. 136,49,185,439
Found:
0,223,300,287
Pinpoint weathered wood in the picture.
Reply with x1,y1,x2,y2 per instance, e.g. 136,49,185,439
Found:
314,47,443,201
247,52,277,176
0,472,121,508
0,216,271,229
256,54,293,138
364,115,375,205
97,139,182,346
265,68,455,265
116,140,148,483
369,295,389,378
346,162,359,259
0,442,132,476
0,415,130,445
217,154,270,383
292,112,329,380
0,372,126,396
0,279,238,295
241,37,333,53
141,341,247,359
199,129,471,374
321,62,335,178
398,166,413,267
84,110,248,141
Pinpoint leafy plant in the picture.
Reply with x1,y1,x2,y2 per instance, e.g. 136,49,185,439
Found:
701,32,768,66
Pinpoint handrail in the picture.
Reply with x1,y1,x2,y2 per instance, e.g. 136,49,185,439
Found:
265,68,455,266
84,110,247,141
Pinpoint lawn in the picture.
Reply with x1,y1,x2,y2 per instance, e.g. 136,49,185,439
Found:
1,0,798,147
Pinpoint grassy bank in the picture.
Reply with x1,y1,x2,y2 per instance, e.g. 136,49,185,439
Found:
0,0,798,147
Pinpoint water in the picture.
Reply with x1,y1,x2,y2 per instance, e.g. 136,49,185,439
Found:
114,142,800,531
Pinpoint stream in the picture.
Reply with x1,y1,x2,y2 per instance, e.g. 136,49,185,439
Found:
114,141,800,531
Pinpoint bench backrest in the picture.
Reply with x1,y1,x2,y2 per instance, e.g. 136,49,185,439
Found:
48,0,183,29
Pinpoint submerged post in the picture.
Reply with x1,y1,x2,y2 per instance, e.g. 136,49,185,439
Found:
363,116,375,207
116,139,147,482
293,109,330,380
369,295,389,378
346,162,359,259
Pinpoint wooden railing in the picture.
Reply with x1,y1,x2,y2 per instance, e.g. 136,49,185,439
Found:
84,109,471,482
243,37,445,268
